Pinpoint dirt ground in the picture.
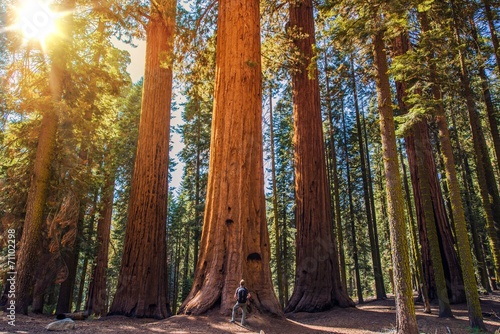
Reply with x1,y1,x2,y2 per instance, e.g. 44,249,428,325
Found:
1,293,499,334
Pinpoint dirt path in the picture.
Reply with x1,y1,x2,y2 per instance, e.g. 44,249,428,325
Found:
1,294,499,333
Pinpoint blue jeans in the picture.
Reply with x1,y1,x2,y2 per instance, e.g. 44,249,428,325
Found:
231,302,247,325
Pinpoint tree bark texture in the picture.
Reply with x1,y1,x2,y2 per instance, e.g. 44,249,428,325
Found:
400,147,431,313
393,29,464,304
413,124,453,318
286,0,354,312
456,35,500,282
109,2,175,319
373,29,418,334
435,95,486,330
179,0,282,316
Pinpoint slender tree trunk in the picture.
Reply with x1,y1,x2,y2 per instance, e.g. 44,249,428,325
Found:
452,118,492,292
422,7,486,327
269,88,285,308
468,15,500,172
285,0,353,312
483,0,500,74
179,0,281,316
324,53,347,291
434,89,487,330
282,200,290,304
362,104,383,292
372,29,418,334
109,1,176,319
193,117,202,276
16,0,75,314
351,56,385,300
340,102,363,303
76,197,98,311
86,164,115,316
450,0,500,280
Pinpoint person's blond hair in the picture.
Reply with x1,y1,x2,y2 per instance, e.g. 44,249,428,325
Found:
240,279,245,286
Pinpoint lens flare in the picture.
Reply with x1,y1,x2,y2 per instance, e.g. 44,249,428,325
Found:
1,0,69,51
16,0,58,42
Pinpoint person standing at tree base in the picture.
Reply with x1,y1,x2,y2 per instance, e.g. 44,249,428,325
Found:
231,280,251,325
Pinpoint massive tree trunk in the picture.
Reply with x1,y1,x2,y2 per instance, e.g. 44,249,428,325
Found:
108,1,176,319
400,147,431,313
372,29,418,334
285,0,353,312
15,0,75,314
413,123,453,318
393,27,465,305
179,0,282,316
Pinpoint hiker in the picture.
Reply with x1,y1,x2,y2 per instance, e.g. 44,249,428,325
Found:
230,279,251,325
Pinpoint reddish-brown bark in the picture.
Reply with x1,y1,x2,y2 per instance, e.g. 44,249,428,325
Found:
285,0,353,312
179,0,282,317
108,2,175,319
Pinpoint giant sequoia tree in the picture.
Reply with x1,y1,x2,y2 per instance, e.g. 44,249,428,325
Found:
285,0,353,312
179,0,282,316
108,0,176,319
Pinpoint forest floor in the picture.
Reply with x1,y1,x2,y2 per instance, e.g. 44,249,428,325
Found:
1,293,499,334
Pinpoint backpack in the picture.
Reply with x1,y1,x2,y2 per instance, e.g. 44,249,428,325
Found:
237,287,248,303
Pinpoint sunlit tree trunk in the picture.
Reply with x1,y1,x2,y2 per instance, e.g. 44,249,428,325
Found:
372,29,418,334
285,0,353,312
109,1,176,319
179,0,282,316
16,0,75,314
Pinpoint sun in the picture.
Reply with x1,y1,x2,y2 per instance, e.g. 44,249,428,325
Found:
13,0,59,46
